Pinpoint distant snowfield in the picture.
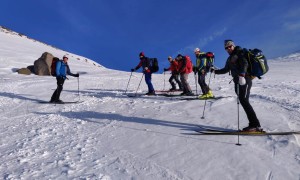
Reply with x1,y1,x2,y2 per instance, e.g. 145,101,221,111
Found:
1,27,300,180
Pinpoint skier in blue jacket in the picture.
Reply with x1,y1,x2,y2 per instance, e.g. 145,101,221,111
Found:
50,55,79,103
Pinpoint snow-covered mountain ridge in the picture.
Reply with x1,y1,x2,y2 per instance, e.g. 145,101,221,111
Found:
0,25,104,75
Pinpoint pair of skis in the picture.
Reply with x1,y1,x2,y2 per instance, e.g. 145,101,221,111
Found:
188,127,300,136
38,101,83,104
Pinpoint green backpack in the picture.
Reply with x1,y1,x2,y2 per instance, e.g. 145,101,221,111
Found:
243,48,269,79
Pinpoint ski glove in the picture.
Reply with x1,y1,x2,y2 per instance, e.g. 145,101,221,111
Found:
163,68,168,71
74,73,79,77
131,69,135,72
239,76,246,86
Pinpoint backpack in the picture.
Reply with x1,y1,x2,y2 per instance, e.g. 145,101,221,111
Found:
51,57,59,76
185,56,193,73
243,48,269,79
205,52,214,71
150,58,159,73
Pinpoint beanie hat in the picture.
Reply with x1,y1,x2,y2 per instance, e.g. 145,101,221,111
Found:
194,48,200,52
176,54,183,60
224,40,235,48
139,52,145,57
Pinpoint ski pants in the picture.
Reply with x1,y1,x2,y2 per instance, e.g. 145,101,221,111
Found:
145,72,154,93
51,77,65,101
235,77,261,127
169,73,182,89
180,73,192,93
198,71,210,94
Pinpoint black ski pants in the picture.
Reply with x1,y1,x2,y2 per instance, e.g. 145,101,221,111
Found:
235,77,261,127
198,71,210,94
169,73,182,89
51,77,65,101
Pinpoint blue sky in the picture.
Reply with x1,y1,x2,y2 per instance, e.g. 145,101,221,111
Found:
1,0,300,72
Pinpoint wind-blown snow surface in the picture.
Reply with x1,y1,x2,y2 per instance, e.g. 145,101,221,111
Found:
1,27,300,180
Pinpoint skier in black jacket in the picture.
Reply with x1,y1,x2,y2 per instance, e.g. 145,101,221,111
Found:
212,40,262,132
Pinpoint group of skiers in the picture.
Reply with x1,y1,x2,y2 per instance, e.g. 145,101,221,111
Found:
163,48,214,99
131,48,213,99
51,39,262,132
130,40,262,132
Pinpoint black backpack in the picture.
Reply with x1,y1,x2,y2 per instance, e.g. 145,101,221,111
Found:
150,58,159,73
243,48,269,79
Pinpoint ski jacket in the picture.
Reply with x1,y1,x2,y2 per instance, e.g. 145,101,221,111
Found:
214,46,248,83
55,60,77,79
178,56,192,74
166,60,179,73
134,57,152,73
195,52,207,72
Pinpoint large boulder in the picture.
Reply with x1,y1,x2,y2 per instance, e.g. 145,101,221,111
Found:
17,68,31,75
34,52,54,76
27,65,35,74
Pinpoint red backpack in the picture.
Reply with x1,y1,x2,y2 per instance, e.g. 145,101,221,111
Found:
185,56,193,73
51,57,59,76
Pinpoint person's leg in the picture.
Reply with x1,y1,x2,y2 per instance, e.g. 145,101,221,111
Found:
236,80,261,128
169,75,176,90
145,73,154,93
51,77,65,101
180,74,187,93
182,73,193,95
174,74,183,90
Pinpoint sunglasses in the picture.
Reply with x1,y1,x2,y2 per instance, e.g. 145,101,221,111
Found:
225,45,232,50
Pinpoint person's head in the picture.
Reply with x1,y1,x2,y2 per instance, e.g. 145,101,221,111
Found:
194,48,201,55
139,52,145,59
63,55,69,62
176,54,183,61
224,40,235,54
167,56,173,62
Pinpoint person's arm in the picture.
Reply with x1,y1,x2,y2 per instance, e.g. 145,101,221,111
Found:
237,51,248,76
66,64,79,77
178,59,186,73
55,61,62,77
132,60,142,71
214,58,230,75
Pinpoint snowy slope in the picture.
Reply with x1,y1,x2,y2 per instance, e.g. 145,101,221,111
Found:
0,27,300,180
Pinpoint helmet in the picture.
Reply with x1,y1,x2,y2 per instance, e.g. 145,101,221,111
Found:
63,55,69,59
194,48,200,53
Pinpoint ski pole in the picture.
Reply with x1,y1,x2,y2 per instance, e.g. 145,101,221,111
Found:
236,84,242,146
77,76,80,101
163,71,166,90
135,73,144,96
201,71,212,119
125,72,133,94
201,59,216,119
194,73,198,95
